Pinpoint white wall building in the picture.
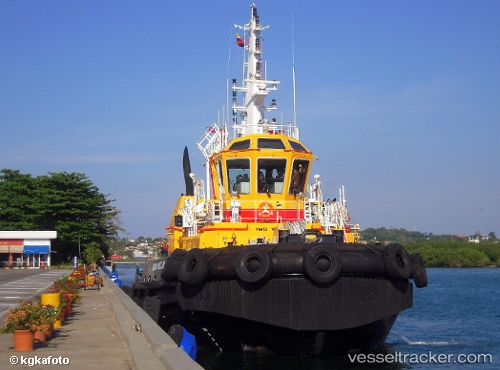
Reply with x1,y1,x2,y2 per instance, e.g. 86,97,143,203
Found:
0,231,57,268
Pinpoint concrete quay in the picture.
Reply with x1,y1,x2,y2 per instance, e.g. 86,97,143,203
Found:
0,269,204,370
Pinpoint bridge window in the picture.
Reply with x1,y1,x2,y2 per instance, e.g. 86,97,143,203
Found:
217,160,224,189
228,140,250,150
257,158,287,194
257,138,285,149
288,140,307,152
227,158,250,194
289,159,309,195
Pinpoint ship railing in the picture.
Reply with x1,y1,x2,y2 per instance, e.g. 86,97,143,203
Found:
231,121,300,139
189,197,313,226
178,200,198,237
189,195,348,235
320,201,347,228
197,123,228,160
193,179,206,204
303,199,346,228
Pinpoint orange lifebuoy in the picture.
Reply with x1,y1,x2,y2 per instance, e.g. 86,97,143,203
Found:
257,202,273,218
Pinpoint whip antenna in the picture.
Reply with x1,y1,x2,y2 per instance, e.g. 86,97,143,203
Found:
225,29,233,129
292,9,297,126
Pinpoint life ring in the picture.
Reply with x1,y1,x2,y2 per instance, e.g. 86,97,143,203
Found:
177,248,210,285
257,202,273,219
383,244,412,279
303,244,341,284
410,253,428,288
235,247,272,283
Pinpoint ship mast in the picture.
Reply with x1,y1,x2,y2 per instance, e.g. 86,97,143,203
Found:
198,3,299,163
233,3,279,136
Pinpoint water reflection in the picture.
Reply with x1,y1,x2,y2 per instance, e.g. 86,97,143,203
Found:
197,345,408,370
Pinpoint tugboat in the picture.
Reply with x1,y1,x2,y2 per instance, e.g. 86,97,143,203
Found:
129,3,427,355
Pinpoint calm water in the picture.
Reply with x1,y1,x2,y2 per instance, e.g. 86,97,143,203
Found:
113,262,142,287
115,266,499,369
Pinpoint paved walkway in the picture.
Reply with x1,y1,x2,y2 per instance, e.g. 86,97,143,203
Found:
0,271,200,369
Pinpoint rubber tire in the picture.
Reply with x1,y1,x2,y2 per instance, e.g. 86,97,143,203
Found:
235,247,272,283
410,253,428,288
178,248,210,285
303,244,341,284
384,244,412,279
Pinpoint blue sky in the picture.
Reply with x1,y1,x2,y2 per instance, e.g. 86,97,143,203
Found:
1,1,499,238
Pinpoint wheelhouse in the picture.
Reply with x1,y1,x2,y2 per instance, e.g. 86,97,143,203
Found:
211,134,313,202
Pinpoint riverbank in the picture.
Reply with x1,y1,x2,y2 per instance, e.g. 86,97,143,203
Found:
405,241,500,267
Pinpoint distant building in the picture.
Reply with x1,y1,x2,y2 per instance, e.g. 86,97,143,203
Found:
132,250,147,258
0,231,57,268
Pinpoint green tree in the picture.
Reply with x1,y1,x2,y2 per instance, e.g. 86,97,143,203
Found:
0,169,123,263
488,232,498,241
82,242,104,265
0,169,38,229
406,240,499,267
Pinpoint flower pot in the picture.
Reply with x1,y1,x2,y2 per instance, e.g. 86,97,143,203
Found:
13,330,34,352
34,330,46,343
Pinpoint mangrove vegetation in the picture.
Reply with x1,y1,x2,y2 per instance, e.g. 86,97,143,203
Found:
361,228,500,267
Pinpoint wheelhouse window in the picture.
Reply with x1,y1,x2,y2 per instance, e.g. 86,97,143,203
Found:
228,139,250,150
257,138,285,149
217,160,224,189
289,159,309,195
288,140,307,152
227,158,250,194
257,158,287,194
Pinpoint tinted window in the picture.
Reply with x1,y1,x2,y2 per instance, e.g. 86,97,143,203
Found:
289,159,309,195
229,140,250,150
257,158,287,194
257,138,285,149
227,158,250,194
288,140,307,151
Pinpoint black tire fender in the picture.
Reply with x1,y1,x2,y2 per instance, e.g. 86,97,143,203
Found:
235,247,272,283
410,253,428,288
384,244,412,279
303,244,341,284
178,248,210,285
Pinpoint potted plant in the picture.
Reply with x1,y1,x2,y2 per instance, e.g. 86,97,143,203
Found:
47,276,81,321
0,301,37,351
40,304,58,339
30,303,56,343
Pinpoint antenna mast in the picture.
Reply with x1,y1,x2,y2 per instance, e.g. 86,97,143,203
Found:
292,9,297,126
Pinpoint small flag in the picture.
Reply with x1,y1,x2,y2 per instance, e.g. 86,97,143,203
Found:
236,33,244,47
